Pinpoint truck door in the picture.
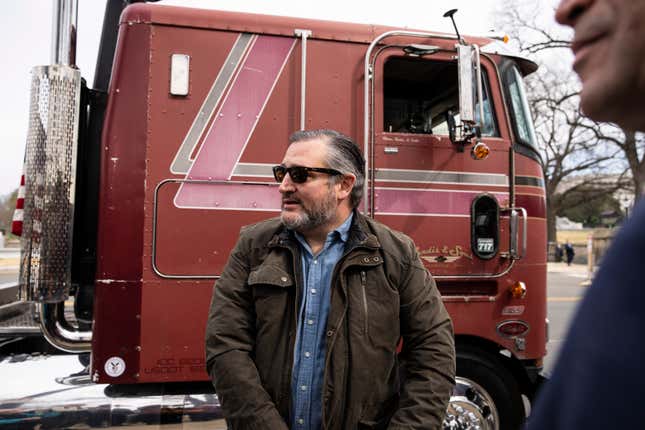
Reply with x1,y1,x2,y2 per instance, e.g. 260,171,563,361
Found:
365,42,515,280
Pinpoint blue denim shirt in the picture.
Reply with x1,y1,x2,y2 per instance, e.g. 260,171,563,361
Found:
291,214,353,430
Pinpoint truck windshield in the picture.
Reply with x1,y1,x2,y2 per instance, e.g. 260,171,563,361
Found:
503,64,537,149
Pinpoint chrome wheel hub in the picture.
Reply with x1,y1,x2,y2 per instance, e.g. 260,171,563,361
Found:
443,377,499,430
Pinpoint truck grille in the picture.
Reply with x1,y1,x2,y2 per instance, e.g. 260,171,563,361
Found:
20,65,81,303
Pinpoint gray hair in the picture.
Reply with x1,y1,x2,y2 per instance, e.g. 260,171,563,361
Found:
288,129,365,208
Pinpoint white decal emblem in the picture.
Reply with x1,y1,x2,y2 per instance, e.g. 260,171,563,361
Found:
502,305,525,316
104,357,126,377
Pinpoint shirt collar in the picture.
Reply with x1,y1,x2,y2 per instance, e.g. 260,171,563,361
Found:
335,213,353,243
293,212,354,251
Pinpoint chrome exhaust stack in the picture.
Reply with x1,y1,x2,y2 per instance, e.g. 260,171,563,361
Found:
19,0,91,352
51,0,78,66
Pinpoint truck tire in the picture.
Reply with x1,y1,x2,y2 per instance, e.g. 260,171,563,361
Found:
444,350,525,430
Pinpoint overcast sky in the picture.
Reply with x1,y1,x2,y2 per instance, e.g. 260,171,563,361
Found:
0,0,559,197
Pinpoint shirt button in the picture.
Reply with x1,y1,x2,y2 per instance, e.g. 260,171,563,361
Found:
301,385,307,391
311,288,317,294
307,319,314,325
298,418,305,425
314,260,318,264
304,351,311,357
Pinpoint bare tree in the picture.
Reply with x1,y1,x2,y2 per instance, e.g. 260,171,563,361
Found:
576,126,645,199
500,1,571,53
621,132,645,199
528,67,624,240
496,1,640,240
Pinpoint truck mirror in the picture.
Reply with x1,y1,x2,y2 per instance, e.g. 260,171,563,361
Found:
457,44,476,124
452,44,485,149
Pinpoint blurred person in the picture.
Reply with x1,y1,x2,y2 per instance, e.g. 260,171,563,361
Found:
205,129,455,429
526,0,645,428
564,241,575,266
554,242,563,262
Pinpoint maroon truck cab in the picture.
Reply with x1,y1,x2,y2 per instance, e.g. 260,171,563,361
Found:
7,2,546,428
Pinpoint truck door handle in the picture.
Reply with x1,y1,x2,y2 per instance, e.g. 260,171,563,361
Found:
509,207,527,260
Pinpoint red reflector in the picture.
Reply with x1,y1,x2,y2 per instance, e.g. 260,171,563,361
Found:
12,174,25,236
496,320,530,338
11,219,23,236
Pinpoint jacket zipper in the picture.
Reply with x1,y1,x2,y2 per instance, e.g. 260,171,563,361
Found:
321,243,368,428
360,270,368,335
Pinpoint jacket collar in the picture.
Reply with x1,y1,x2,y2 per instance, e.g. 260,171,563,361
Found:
346,211,380,251
267,210,380,251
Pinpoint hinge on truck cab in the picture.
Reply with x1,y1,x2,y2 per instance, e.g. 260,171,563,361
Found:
294,29,312,130
89,88,108,107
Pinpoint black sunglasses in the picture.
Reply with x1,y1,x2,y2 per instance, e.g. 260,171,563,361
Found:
272,165,342,183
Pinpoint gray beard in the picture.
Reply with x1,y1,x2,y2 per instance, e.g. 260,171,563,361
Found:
281,208,329,232
280,192,336,232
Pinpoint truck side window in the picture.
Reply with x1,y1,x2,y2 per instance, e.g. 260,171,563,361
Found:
383,57,498,137
502,63,538,149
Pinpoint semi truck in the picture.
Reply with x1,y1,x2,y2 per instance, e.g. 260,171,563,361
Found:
0,1,547,429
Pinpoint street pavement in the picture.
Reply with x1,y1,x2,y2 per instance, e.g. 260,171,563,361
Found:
544,262,590,375
0,249,19,273
0,271,18,286
0,249,19,305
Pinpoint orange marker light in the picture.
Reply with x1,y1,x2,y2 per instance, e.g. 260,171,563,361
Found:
471,142,490,160
510,281,527,299
503,34,510,44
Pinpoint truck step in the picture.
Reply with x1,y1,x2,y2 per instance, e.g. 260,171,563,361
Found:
0,301,40,336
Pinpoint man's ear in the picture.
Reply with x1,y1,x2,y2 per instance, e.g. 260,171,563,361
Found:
336,173,356,201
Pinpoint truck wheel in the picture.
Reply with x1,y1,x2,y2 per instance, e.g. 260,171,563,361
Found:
444,351,525,430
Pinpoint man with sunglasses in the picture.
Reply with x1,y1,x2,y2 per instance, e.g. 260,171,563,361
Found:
206,129,455,429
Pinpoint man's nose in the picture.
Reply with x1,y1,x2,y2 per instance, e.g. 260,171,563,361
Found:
278,173,295,193
555,0,593,26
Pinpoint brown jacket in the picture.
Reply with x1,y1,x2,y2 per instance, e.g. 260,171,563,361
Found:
205,213,455,429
